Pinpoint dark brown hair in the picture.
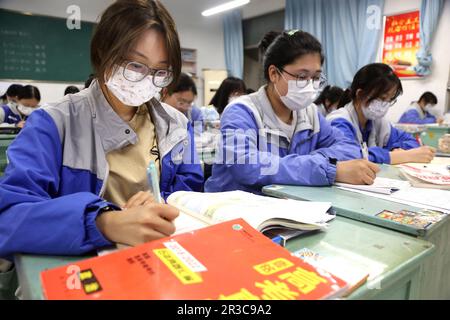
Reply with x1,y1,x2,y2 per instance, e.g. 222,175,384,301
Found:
338,63,403,108
91,0,181,91
259,30,324,82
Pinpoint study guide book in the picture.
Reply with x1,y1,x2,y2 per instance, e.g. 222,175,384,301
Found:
41,219,348,300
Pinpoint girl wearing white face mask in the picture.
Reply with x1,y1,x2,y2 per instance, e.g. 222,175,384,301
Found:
328,63,435,165
0,0,203,261
205,30,380,194
14,85,41,128
399,91,444,125
0,84,27,126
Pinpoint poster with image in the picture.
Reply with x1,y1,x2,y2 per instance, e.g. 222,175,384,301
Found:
382,10,422,78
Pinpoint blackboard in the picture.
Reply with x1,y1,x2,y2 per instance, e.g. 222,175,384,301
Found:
243,10,285,48
0,9,95,82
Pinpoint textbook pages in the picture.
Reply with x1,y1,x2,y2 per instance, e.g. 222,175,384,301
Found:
168,190,334,236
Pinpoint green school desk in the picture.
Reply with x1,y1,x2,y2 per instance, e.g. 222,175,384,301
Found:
262,164,450,299
420,125,450,149
0,134,16,175
13,216,434,300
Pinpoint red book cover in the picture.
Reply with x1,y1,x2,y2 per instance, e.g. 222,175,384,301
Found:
41,219,348,300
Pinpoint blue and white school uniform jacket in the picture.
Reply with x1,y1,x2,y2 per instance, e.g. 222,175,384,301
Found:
204,86,362,194
328,102,419,164
0,80,203,260
398,102,436,124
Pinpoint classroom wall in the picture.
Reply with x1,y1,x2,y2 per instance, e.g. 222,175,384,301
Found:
383,0,450,123
0,0,226,106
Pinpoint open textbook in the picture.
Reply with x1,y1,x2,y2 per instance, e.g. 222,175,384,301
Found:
98,191,334,256
169,190,335,236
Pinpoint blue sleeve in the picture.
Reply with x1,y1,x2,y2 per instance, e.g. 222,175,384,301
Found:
386,125,420,151
0,110,115,260
161,122,204,200
218,105,338,187
369,126,419,164
330,117,392,164
310,113,362,161
190,105,204,125
398,109,436,124
0,105,20,124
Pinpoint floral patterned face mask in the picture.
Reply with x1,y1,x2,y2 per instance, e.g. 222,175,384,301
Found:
105,66,161,107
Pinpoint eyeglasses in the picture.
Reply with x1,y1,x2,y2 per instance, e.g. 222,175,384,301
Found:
279,68,327,90
176,98,193,108
122,61,173,88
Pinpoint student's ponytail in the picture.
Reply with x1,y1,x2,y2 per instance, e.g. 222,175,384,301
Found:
337,89,352,109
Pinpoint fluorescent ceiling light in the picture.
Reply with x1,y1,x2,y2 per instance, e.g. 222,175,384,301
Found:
201,0,250,17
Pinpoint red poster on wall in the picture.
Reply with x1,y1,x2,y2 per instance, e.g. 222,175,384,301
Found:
382,11,422,78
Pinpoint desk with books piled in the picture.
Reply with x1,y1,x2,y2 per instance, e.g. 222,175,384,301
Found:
15,213,434,299
263,157,450,299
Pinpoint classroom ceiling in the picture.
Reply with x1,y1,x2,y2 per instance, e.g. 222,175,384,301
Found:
161,0,285,20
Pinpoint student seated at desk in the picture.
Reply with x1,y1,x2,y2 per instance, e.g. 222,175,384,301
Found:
0,85,41,128
0,0,203,260
328,63,435,165
205,30,379,194
1,84,23,125
314,85,344,117
209,76,247,116
64,85,80,96
398,92,443,125
162,72,203,126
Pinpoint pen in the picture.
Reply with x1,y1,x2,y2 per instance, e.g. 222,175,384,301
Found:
361,142,369,161
147,160,162,204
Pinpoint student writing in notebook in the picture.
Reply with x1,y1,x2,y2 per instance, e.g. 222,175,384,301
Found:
0,85,40,128
0,0,203,261
205,30,379,195
328,63,435,165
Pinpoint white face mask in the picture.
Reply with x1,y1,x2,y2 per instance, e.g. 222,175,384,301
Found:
105,66,161,107
18,104,36,116
424,104,435,113
362,99,391,120
275,76,318,112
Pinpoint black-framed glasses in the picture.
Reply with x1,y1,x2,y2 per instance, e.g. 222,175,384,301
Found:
122,61,173,88
279,68,327,90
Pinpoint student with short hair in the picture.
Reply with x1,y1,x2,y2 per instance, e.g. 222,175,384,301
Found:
205,30,379,195
1,85,40,128
328,63,435,164
163,72,203,126
209,77,247,115
398,91,443,124
64,85,80,95
314,85,344,116
0,0,203,260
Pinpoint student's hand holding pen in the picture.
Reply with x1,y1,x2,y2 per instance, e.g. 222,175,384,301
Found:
122,191,156,209
335,159,380,185
96,203,179,247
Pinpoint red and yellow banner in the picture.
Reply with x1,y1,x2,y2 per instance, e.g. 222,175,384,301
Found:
382,11,422,78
